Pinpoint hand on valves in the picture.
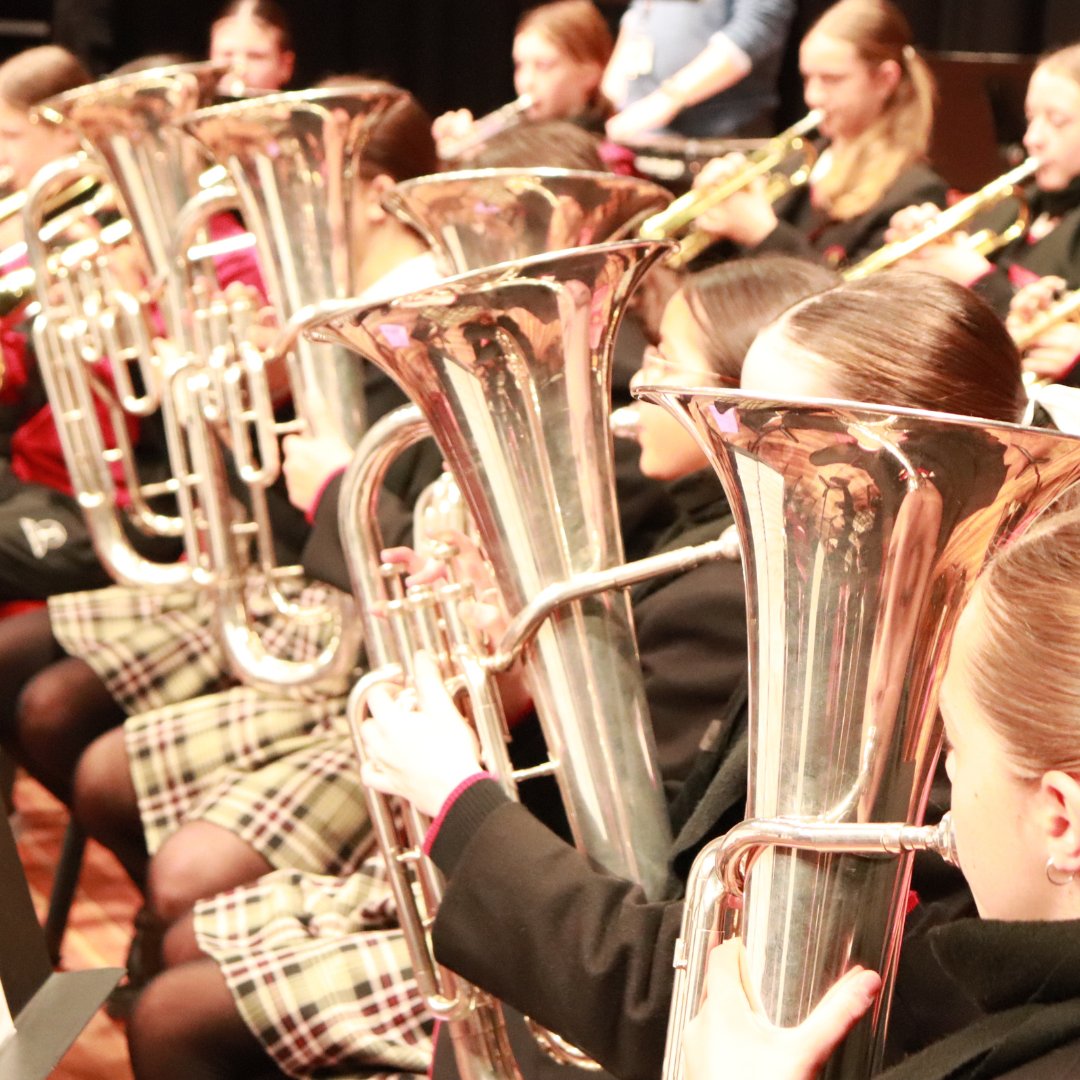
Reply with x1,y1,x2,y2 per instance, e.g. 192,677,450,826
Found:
682,938,881,1080
361,650,484,818
691,154,778,248
1008,275,1080,383
882,202,993,284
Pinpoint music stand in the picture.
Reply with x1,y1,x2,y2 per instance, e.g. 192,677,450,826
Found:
0,788,121,1080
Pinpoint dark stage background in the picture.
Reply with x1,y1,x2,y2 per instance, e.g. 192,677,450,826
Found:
1,0,1079,190
0,1,1076,117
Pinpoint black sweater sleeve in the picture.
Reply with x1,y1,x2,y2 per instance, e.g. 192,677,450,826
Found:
429,779,684,1080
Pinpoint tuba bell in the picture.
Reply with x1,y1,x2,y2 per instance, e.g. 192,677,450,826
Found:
634,387,1080,1079
383,167,672,275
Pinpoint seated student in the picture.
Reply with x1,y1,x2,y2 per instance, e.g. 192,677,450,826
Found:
685,502,1080,1080
61,86,443,901
350,271,1024,1080
122,255,839,1080
0,50,282,805
685,0,946,271
882,41,1080,314
432,0,616,162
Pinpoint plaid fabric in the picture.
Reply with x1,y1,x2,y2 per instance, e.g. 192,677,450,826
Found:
194,859,431,1080
48,577,354,716
128,686,373,876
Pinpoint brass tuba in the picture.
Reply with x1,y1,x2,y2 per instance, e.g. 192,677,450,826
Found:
27,61,230,587
166,85,411,691
634,387,1080,1079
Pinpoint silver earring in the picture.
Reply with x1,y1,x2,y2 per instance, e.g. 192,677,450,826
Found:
1046,857,1076,887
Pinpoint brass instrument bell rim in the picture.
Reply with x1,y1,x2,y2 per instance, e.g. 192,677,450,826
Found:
178,82,408,130
33,60,228,123
302,237,677,343
632,382,1080,440
390,165,673,202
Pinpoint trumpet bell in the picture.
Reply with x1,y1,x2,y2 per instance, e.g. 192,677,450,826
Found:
384,167,672,275
638,386,1080,1078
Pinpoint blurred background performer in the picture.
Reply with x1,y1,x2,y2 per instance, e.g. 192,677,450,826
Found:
882,41,1080,389
603,0,796,141
208,0,295,97
685,0,944,270
432,0,614,163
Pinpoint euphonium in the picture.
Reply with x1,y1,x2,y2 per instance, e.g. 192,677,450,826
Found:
170,85,409,691
316,241,708,1078
315,240,677,893
436,95,535,162
27,62,229,587
633,387,1080,1079
181,84,408,444
845,156,1039,279
638,110,823,268
383,166,672,275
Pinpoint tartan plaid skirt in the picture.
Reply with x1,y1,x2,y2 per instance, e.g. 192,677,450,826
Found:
48,576,353,718
194,859,431,1079
127,685,374,874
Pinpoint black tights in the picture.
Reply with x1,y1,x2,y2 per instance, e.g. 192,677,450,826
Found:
128,958,286,1080
0,607,124,806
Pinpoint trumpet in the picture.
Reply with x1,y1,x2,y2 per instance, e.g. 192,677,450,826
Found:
436,94,534,162
1009,285,1080,425
637,110,823,268
845,157,1040,279
1012,285,1080,353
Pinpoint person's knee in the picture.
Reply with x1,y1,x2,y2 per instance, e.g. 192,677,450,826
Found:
72,727,135,831
17,659,117,748
161,911,202,969
128,958,271,1080
148,822,271,925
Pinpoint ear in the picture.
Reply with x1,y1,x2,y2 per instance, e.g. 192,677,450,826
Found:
363,173,396,223
874,59,902,97
1039,770,1080,874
